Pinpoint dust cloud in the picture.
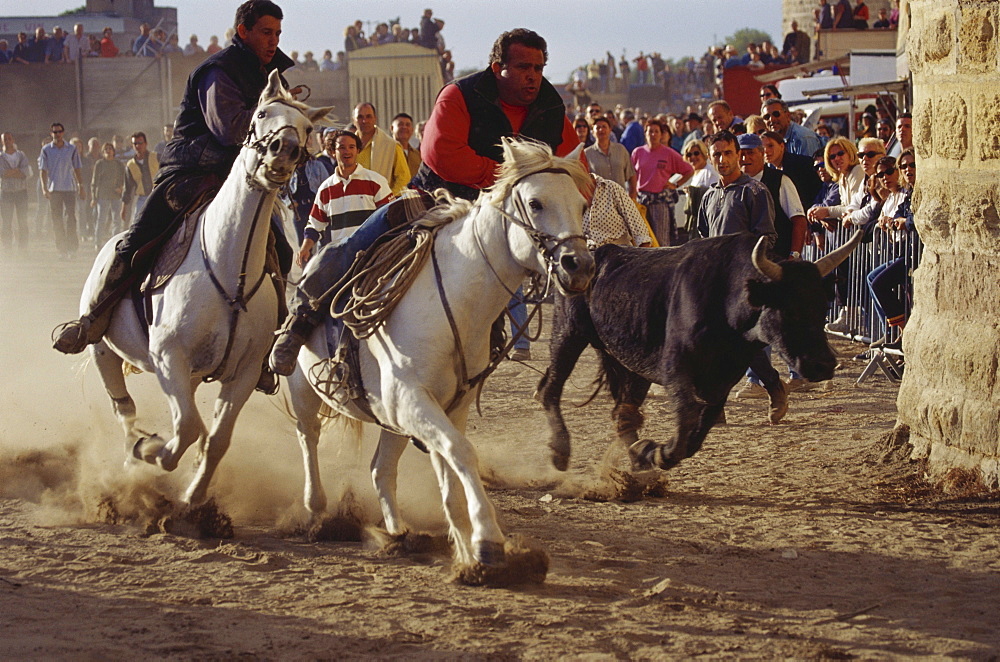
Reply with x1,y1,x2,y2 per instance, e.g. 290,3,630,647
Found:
0,244,450,538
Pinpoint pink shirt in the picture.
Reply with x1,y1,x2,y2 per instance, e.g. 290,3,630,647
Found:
630,144,693,194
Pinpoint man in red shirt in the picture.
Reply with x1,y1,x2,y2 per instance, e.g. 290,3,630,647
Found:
271,28,582,372
411,28,581,200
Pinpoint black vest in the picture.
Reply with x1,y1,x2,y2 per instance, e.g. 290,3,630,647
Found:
761,167,793,257
160,37,293,177
411,67,567,200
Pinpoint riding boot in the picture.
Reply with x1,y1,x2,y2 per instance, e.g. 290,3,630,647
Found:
255,273,289,394
52,250,132,354
269,304,324,376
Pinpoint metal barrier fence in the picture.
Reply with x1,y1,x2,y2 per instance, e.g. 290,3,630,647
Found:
802,223,923,384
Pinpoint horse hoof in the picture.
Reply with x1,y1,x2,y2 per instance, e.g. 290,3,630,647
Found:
477,540,506,566
132,435,167,468
627,439,656,471
550,450,569,472
455,536,548,586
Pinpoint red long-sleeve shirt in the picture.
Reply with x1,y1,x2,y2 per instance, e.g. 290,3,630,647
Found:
419,83,583,191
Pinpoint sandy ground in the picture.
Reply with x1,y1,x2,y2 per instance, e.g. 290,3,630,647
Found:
2,238,999,660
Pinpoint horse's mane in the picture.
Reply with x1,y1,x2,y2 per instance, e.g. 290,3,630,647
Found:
481,137,592,207
414,137,591,227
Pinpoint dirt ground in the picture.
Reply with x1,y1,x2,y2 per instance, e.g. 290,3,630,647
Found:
2,244,999,660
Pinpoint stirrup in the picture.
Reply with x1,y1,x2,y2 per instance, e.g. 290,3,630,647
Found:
52,318,92,355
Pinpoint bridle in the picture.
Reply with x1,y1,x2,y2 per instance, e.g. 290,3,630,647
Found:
241,99,313,190
202,99,312,383
472,166,587,300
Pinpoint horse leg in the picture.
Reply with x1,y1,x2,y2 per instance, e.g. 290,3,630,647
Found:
370,429,409,536
182,369,256,506
427,449,475,566
536,328,590,471
91,340,140,457
395,396,504,566
133,356,206,473
287,366,327,517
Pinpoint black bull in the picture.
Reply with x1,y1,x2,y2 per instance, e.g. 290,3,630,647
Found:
536,231,863,472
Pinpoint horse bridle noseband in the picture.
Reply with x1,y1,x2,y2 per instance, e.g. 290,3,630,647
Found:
242,100,313,190
476,166,587,299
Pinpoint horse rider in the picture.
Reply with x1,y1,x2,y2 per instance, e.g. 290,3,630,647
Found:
268,28,583,375
54,0,299,394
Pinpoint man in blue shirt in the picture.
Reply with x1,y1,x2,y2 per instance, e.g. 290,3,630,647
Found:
39,123,85,257
761,98,823,158
619,109,644,154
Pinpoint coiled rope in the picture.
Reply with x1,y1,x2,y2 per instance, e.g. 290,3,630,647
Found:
326,224,442,339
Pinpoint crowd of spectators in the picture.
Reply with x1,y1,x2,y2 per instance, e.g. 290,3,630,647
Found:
340,9,454,82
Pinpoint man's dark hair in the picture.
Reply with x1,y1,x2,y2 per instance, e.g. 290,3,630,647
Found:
330,129,362,150
898,112,912,120
731,122,747,135
131,131,147,142
235,0,283,31
50,122,64,132
592,116,611,129
876,117,893,128
354,102,377,118
392,112,413,123
707,130,738,149
489,29,548,66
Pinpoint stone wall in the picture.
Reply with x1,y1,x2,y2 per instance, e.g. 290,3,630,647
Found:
896,0,1000,486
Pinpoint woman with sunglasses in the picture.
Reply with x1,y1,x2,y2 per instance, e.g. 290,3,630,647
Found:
679,139,718,240
867,151,918,349
807,137,865,226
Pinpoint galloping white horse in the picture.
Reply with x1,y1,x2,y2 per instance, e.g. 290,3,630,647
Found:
86,71,332,507
287,138,595,579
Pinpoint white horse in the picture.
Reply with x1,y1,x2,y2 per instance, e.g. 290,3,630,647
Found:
86,71,332,508
287,138,596,580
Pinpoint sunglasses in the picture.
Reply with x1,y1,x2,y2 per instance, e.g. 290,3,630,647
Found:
685,151,702,157
759,92,774,98
764,110,782,120
814,162,826,170
828,150,846,159
875,167,897,178
859,150,883,159
900,162,916,170
52,129,64,134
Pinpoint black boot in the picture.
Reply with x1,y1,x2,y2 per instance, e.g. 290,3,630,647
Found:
269,309,323,376
53,251,132,354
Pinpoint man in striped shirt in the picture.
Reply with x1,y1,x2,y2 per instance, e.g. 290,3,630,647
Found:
295,129,393,267
269,129,393,374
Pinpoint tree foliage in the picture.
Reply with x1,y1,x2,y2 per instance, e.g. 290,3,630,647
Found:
723,28,774,53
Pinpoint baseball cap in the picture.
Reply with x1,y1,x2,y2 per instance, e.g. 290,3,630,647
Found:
737,133,763,150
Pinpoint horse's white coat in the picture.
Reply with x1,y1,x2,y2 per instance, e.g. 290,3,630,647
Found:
85,71,333,506
288,140,595,567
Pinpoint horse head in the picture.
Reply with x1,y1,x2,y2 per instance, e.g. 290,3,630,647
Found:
486,137,595,295
747,230,864,381
243,69,334,190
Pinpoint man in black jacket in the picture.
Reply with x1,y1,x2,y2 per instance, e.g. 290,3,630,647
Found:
55,0,298,375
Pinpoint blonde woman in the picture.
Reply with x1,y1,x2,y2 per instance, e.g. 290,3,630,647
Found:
807,136,864,224
744,114,767,135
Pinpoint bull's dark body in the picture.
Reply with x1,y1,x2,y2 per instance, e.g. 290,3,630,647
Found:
538,233,838,471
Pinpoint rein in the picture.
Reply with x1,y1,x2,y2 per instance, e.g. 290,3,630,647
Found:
200,192,271,383
202,101,311,382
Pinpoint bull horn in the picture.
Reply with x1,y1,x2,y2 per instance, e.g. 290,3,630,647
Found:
814,229,864,277
751,236,783,282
